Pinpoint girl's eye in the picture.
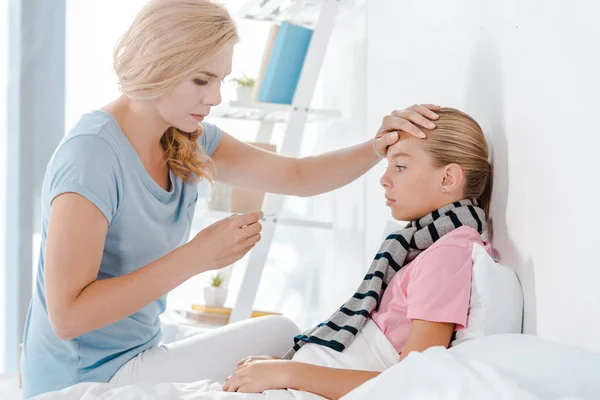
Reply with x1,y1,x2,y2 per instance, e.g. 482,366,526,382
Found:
194,79,208,86
395,165,406,172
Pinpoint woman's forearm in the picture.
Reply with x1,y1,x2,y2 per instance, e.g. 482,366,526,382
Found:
286,362,380,400
57,243,197,340
294,140,380,197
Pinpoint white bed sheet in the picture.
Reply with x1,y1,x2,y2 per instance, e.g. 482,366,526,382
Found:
33,346,585,400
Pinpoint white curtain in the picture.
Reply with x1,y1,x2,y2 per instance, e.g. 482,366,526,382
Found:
0,0,8,374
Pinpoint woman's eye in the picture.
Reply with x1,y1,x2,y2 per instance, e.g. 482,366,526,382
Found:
395,165,405,172
194,79,208,86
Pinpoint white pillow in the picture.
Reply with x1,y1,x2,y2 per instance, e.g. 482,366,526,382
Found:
453,242,523,345
449,334,600,399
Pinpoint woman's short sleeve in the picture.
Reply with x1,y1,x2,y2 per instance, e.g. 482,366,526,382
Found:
48,135,122,224
199,121,223,157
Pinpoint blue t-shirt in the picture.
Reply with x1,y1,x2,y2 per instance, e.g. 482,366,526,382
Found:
21,110,222,398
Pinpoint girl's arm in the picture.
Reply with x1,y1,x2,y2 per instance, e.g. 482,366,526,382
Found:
226,320,455,399
287,320,455,399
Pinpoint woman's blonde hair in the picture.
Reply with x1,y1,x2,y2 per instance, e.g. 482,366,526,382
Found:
422,108,493,225
113,0,239,182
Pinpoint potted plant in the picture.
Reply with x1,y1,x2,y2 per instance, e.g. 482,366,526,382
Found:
231,75,255,103
204,271,228,307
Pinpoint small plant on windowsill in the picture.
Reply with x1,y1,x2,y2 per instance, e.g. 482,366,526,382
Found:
231,75,255,103
204,271,228,307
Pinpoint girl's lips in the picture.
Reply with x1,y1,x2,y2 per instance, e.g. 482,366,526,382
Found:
192,114,205,122
386,199,395,206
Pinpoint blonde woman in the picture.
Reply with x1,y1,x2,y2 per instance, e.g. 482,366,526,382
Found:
223,108,493,399
19,0,439,397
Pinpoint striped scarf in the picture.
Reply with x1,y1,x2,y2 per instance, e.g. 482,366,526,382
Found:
282,199,487,359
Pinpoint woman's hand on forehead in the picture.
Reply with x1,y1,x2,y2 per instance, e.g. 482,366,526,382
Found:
372,104,440,159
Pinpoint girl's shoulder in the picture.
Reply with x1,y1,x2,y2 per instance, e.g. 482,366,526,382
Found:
417,225,492,263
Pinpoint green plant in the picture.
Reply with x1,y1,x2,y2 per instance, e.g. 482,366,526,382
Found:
231,75,255,88
210,271,225,288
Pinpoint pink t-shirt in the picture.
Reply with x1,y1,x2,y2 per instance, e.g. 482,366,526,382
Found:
370,225,492,354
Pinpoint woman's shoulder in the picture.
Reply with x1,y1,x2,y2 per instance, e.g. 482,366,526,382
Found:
54,110,124,164
49,111,125,179
64,110,121,146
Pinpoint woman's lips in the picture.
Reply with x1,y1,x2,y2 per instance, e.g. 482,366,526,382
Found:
192,114,205,122
386,199,395,206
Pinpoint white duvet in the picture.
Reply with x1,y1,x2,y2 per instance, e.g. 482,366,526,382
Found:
32,322,582,400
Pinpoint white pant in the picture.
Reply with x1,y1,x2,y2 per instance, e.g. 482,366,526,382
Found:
109,315,300,386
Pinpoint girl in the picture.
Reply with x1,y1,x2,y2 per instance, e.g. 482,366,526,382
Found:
223,108,493,399
20,0,438,397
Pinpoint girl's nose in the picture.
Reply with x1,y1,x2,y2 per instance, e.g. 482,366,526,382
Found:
380,172,391,189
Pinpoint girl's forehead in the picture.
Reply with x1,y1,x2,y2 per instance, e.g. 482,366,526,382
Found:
386,135,421,158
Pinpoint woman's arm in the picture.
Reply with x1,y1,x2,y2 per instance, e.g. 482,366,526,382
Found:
211,105,439,197
225,319,454,398
46,193,262,340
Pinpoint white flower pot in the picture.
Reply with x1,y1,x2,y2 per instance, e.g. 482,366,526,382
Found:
236,86,253,103
204,286,228,307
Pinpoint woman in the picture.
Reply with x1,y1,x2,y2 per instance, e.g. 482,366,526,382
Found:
20,0,438,397
223,108,493,399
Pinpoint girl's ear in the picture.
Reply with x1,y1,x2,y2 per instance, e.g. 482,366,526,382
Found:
440,163,464,193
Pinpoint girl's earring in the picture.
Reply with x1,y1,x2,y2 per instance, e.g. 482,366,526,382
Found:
442,188,446,192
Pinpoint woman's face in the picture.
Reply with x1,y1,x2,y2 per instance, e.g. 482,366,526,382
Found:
155,43,234,133
380,133,460,221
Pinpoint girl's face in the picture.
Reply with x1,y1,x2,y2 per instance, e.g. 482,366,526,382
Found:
155,43,234,133
380,133,464,221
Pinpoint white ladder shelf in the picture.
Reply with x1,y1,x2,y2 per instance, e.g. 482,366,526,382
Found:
210,0,346,323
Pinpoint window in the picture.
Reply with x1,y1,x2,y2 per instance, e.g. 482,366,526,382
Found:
0,0,9,374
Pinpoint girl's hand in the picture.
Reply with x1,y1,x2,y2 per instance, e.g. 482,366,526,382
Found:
236,355,279,367
372,104,441,159
223,359,294,393
187,211,263,273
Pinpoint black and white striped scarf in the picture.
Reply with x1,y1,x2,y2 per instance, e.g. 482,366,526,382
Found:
282,199,487,359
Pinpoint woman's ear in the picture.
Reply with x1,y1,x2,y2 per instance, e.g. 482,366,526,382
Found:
440,164,464,194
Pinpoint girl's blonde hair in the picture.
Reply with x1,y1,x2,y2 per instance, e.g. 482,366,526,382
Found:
113,0,239,182
422,108,493,225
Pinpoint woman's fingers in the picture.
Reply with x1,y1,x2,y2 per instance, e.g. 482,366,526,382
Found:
232,211,263,229
416,103,441,112
406,103,440,120
391,108,436,130
388,115,427,138
240,220,263,237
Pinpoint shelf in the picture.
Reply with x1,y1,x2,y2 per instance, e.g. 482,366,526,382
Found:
203,209,333,230
232,0,360,28
210,100,341,123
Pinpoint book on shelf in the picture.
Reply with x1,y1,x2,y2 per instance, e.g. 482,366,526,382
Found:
256,21,313,105
251,23,280,102
191,304,281,318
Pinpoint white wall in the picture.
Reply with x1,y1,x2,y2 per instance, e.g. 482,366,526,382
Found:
313,2,368,314
366,1,600,352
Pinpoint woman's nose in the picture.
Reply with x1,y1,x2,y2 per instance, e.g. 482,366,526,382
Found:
204,84,222,107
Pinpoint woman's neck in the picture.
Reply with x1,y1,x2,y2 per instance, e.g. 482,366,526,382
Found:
102,95,168,162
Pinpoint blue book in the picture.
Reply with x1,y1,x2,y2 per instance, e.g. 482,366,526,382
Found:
257,22,313,105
